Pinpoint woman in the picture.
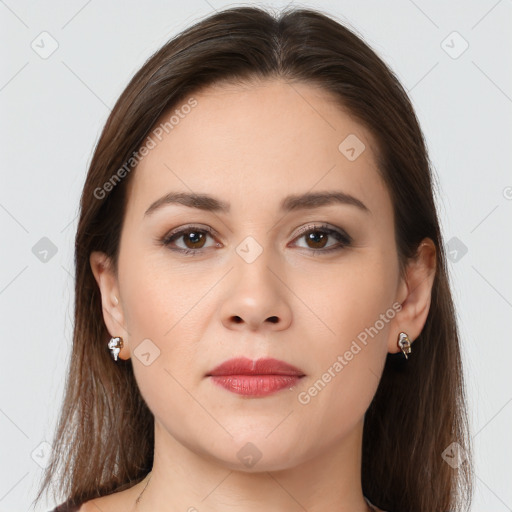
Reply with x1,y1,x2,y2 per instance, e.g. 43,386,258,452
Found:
34,6,473,512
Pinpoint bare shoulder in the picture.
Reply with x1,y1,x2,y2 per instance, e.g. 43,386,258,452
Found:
74,473,150,512
77,488,136,512
76,495,110,511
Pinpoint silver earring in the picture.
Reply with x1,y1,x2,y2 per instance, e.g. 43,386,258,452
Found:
108,336,123,361
397,332,412,359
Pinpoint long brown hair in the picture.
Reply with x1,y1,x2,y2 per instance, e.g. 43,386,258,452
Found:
33,6,473,511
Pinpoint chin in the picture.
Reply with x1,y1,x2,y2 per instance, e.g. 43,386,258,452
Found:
203,434,307,473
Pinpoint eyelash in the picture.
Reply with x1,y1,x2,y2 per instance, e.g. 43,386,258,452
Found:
160,223,352,256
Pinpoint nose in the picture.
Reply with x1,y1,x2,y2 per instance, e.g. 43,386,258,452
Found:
220,255,292,332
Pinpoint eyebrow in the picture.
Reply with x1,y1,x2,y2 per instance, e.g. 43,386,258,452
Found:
143,190,370,217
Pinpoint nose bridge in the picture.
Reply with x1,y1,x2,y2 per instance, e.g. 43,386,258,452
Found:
233,233,280,299
219,233,292,331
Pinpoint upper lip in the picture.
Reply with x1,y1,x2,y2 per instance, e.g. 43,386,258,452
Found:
207,357,305,377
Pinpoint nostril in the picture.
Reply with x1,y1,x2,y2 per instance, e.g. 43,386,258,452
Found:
267,316,278,323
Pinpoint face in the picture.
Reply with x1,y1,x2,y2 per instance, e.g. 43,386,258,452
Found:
92,79,414,471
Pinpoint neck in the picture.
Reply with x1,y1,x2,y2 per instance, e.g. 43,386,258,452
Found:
133,417,372,512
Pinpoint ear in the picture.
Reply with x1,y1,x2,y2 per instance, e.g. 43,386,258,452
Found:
388,238,437,354
89,251,130,360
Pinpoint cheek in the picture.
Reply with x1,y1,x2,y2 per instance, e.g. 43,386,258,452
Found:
306,252,397,344
121,250,204,340
119,255,201,386
297,301,390,440
295,256,395,419
122,262,202,430
120,264,223,452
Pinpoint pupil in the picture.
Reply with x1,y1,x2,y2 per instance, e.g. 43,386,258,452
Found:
308,232,327,248
187,232,204,248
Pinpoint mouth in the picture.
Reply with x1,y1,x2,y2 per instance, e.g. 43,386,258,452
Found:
206,357,306,397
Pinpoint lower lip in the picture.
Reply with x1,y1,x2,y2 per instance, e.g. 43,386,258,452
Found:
209,375,302,397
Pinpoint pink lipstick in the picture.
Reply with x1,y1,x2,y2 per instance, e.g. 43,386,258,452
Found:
207,357,305,397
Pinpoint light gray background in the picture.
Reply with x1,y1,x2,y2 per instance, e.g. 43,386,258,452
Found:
1,1,511,510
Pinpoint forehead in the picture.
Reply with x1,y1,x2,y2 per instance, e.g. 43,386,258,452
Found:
125,78,388,219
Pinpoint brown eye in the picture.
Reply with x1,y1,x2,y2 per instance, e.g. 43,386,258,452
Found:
303,230,329,249
180,230,207,249
292,224,352,254
162,226,219,254
161,223,351,256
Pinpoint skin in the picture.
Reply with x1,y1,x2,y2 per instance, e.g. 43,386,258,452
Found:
87,78,436,512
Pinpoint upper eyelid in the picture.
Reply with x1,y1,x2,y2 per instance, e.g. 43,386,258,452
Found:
294,223,344,235
166,224,215,237
163,223,351,245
